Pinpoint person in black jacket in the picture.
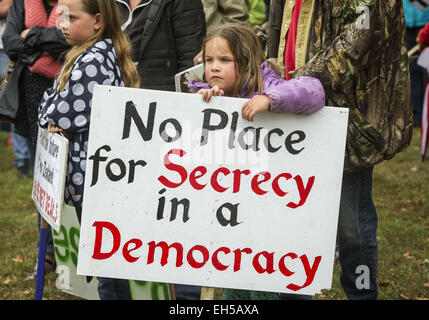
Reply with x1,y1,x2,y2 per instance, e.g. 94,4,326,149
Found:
2,0,70,150
115,0,206,300
116,0,206,91
1,0,70,280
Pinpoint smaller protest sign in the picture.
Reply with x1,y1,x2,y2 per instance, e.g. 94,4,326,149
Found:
32,128,68,232
175,64,204,92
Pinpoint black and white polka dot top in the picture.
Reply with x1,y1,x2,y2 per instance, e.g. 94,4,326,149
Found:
38,39,125,207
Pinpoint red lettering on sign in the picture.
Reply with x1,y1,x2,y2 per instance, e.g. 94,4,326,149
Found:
122,239,143,263
92,221,121,260
252,251,275,274
187,245,210,269
158,149,316,208
32,179,58,221
89,221,323,292
147,241,184,267
212,247,231,271
158,149,187,188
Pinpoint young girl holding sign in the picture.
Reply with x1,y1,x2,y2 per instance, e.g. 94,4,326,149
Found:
188,23,325,300
38,0,139,300
188,23,325,121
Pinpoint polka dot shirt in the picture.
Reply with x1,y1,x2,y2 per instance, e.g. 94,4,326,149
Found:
38,39,125,207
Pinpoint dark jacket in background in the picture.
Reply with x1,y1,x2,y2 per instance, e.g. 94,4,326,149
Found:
116,0,206,91
0,0,69,123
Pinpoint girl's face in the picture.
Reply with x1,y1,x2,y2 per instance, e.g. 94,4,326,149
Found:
58,0,101,46
204,36,237,95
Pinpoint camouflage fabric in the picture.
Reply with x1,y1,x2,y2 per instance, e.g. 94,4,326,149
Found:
267,0,413,172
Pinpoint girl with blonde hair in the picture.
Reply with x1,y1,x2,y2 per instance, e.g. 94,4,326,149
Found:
38,0,139,299
189,23,325,300
189,23,325,122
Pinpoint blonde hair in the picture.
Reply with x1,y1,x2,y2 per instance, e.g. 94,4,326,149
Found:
56,0,140,91
202,23,265,97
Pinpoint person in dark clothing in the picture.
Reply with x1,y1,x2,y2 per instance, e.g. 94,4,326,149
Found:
2,0,70,151
403,0,429,127
116,0,206,300
1,0,70,280
116,0,206,91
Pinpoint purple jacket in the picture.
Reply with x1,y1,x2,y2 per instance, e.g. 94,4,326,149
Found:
188,61,325,114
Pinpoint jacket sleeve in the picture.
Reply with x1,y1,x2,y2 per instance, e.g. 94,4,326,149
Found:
2,0,25,61
2,0,69,63
38,53,112,134
23,26,70,59
292,2,379,94
262,64,325,114
172,0,206,72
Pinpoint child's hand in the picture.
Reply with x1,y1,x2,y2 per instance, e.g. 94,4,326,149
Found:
193,50,203,65
417,36,428,51
242,95,271,121
48,123,63,133
198,86,224,102
20,28,30,38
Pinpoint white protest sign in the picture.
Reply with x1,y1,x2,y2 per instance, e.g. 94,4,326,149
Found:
53,204,171,300
77,86,349,295
32,128,68,232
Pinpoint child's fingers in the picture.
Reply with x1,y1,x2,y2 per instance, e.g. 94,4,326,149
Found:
248,110,256,122
205,90,213,102
48,124,63,133
198,89,210,102
241,102,248,118
213,86,224,97
198,87,225,103
246,110,255,122
197,89,205,99
242,102,252,121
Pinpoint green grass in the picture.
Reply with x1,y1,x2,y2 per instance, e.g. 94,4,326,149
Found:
0,131,77,300
315,128,429,300
0,129,427,300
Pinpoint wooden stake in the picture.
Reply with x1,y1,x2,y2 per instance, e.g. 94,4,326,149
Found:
40,217,48,229
200,286,215,300
168,283,176,300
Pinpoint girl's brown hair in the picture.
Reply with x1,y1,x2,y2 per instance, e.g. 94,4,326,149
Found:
202,23,265,97
56,0,140,91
